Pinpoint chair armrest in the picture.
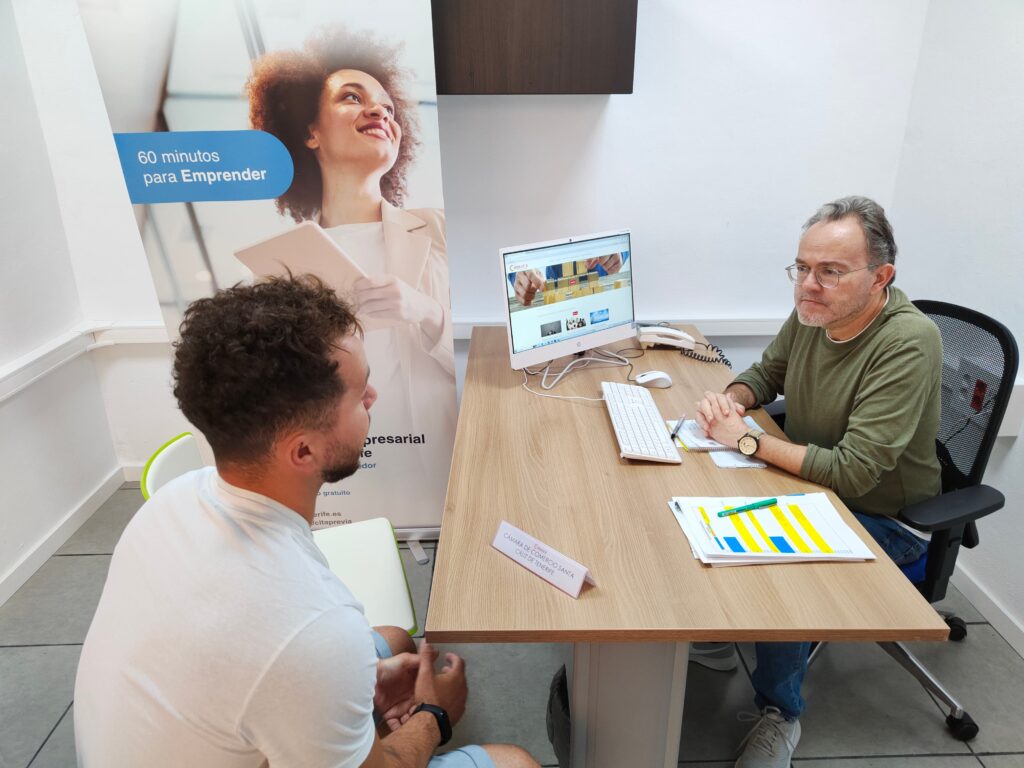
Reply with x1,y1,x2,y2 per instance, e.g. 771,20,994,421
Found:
898,485,1005,532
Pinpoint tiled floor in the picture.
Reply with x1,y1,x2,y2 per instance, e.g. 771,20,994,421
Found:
2,487,1023,767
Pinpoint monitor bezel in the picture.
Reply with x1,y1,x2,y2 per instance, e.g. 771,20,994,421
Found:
499,229,637,370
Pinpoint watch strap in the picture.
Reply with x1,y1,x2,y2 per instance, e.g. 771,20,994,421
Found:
413,702,452,746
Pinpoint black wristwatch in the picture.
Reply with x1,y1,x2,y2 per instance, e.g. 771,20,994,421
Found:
413,703,452,746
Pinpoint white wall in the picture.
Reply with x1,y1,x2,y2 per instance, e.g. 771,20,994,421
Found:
437,0,1024,650
0,0,121,603
1,0,183,603
440,0,931,325
890,0,1024,647
11,0,186,477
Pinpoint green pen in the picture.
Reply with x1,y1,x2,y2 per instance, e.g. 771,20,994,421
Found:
718,497,778,517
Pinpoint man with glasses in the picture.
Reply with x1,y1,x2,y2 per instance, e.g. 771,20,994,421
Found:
694,196,942,768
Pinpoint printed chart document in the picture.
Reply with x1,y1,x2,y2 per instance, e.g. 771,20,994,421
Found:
669,493,876,566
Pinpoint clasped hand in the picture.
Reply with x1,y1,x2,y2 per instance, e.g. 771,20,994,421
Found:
694,390,748,448
374,640,467,733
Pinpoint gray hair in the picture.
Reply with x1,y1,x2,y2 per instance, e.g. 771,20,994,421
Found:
803,196,897,267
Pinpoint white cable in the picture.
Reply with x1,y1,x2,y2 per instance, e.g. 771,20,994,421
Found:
540,351,629,389
520,370,606,402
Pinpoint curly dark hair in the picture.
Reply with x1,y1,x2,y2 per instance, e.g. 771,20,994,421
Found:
247,28,420,222
173,275,361,466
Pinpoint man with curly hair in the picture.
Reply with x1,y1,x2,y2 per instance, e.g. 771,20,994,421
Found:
75,276,538,768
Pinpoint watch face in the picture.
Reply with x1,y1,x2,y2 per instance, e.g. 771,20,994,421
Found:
738,435,758,456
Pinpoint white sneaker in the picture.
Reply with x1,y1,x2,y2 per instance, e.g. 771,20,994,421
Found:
734,707,801,768
689,642,739,671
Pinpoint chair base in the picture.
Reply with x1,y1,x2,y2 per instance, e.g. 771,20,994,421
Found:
806,639,979,742
877,641,979,741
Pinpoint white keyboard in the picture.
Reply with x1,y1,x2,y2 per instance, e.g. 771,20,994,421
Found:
601,381,682,463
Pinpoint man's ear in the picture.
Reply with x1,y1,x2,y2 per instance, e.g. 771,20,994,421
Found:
278,429,322,477
874,263,895,291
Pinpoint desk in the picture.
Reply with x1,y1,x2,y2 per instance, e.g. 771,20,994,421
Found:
426,326,948,768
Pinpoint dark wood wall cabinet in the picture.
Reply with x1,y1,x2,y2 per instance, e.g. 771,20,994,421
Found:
431,0,638,95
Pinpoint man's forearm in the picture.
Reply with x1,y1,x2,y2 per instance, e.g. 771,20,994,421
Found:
725,382,758,410
371,712,440,768
754,434,807,477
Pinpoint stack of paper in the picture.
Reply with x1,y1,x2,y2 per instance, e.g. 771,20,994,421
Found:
669,493,876,566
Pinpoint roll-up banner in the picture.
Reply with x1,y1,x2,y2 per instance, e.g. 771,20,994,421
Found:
87,0,455,532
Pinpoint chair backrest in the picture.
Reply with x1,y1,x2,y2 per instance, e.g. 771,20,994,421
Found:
914,301,1019,492
141,432,205,500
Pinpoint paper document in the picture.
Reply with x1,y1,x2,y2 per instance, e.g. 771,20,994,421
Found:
667,417,760,452
669,493,876,566
710,451,766,469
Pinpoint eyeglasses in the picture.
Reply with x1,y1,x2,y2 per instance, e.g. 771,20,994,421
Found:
785,263,877,289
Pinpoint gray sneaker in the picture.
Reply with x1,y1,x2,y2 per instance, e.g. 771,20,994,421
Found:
735,707,801,768
689,642,739,671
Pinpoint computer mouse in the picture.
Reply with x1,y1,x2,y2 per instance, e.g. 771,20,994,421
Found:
634,370,673,389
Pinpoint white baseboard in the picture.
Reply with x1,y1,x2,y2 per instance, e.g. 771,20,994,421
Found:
0,468,123,606
952,563,1024,659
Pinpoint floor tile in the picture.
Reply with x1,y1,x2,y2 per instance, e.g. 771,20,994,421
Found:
0,646,79,768
679,647,765,762
679,641,978,762
27,705,75,768
980,756,1024,768
56,489,142,555
795,757,983,767
433,641,570,767
400,542,435,638
934,584,985,624
0,556,110,645
798,641,976,758
904,625,1024,753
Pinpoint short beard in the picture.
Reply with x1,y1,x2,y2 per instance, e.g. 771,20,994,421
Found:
321,458,360,485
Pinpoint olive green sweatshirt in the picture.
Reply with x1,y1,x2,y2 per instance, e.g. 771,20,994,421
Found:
733,287,942,518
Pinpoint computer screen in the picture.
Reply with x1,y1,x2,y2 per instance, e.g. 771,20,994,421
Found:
500,230,636,369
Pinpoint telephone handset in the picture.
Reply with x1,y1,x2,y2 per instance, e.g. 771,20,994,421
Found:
636,325,696,350
637,325,732,367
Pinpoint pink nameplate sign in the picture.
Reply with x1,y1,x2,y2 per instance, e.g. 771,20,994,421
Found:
491,520,595,598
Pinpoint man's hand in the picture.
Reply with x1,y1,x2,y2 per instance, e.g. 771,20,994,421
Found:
695,390,749,447
375,650,432,732
585,252,623,275
394,641,469,732
513,270,545,306
431,650,468,727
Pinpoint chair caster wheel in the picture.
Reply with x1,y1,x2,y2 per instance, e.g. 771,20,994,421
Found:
946,616,968,642
947,712,979,741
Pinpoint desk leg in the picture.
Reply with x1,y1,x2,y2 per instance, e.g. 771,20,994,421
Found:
569,642,688,768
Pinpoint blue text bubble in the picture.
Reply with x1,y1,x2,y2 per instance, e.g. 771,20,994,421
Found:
113,130,293,204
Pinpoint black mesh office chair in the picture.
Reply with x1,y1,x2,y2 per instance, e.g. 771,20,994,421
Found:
772,300,1019,741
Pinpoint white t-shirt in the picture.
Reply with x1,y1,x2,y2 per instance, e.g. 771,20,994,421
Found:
74,468,378,768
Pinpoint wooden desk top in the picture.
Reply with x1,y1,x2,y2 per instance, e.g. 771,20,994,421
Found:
426,326,948,643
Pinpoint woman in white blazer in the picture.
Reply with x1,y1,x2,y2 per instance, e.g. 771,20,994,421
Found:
247,28,455,522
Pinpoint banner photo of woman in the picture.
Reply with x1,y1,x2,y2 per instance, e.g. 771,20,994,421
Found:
87,1,455,531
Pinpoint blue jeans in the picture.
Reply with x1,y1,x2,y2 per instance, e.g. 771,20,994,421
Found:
751,512,928,720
